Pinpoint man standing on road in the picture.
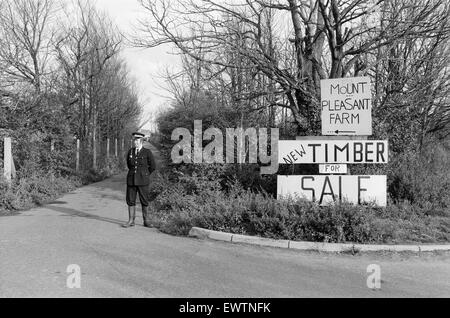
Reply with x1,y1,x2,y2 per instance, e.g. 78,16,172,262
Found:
123,131,156,228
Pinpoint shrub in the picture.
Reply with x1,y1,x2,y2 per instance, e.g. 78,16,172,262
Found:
74,156,121,185
388,145,450,210
147,168,450,244
352,142,450,211
0,156,122,214
0,171,79,212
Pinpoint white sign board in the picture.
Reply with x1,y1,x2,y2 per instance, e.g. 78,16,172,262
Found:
278,140,388,164
277,175,387,206
319,164,347,174
321,76,372,135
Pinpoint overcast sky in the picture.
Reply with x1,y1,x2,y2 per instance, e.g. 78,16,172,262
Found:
94,0,180,130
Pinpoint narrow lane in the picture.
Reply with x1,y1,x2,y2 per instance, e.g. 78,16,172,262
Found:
0,162,449,297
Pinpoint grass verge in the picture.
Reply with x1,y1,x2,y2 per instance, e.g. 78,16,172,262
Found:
0,158,123,215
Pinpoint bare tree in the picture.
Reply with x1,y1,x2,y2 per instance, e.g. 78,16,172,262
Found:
54,0,125,168
133,0,450,137
369,0,450,150
0,0,142,176
0,0,56,96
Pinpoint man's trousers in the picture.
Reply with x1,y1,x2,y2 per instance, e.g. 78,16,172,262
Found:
126,185,149,206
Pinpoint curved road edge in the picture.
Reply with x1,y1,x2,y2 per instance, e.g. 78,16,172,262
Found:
188,227,450,253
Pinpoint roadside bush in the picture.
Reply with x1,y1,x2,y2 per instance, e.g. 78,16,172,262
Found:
146,168,450,244
238,197,381,243
387,145,450,210
0,155,122,214
0,171,79,212
76,156,121,185
101,156,121,176
352,142,450,213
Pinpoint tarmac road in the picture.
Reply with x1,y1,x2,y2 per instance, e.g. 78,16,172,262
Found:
0,144,449,297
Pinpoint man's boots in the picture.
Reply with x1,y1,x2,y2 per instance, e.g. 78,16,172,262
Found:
142,205,151,227
122,206,136,228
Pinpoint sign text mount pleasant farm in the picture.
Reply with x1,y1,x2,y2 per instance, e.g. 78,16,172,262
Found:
321,77,372,135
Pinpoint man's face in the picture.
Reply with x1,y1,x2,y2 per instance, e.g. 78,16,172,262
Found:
133,138,142,148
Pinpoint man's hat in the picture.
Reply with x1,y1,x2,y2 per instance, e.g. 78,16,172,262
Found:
132,131,145,139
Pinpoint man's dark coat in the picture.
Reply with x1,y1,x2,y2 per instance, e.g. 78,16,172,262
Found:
126,147,156,186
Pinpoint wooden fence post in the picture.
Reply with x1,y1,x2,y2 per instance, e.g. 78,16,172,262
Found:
121,137,125,164
107,138,110,159
3,137,15,186
93,132,97,170
76,139,80,172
